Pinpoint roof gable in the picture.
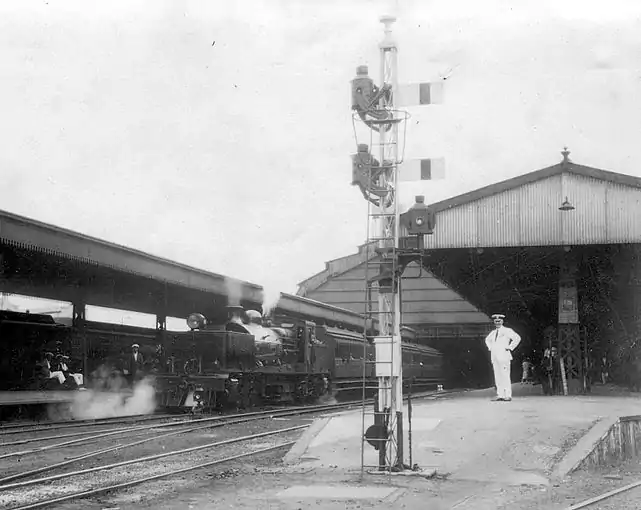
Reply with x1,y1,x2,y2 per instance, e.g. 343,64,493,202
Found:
409,154,641,249
297,244,490,326
430,155,641,213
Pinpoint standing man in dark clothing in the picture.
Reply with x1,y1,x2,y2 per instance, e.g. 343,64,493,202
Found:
541,347,561,395
124,343,145,383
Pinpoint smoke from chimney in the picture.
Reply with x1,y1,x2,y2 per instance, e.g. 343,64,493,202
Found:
224,277,243,307
261,285,282,317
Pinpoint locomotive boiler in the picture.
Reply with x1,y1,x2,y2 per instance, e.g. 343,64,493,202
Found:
226,307,305,366
152,305,444,411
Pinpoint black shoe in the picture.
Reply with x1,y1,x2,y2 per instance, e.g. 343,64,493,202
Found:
504,398,512,402
493,397,505,401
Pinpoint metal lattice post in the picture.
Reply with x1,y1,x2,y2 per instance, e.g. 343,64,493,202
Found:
377,16,404,471
351,13,430,477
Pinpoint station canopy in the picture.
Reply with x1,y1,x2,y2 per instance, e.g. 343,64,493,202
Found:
405,152,641,350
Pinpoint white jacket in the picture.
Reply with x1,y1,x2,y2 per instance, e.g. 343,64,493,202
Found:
485,326,521,362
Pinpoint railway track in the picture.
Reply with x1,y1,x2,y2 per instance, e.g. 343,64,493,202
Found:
0,389,455,509
2,427,302,510
566,481,641,509
0,411,182,436
1,386,452,437
0,406,284,443
0,401,357,471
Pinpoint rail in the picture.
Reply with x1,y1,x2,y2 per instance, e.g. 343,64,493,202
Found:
565,480,641,509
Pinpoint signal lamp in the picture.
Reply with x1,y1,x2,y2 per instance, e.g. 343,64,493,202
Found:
400,195,436,235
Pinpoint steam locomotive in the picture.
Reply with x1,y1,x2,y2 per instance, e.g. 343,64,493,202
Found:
152,305,444,410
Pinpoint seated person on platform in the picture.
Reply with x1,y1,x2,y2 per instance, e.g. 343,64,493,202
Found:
40,352,66,386
57,354,84,388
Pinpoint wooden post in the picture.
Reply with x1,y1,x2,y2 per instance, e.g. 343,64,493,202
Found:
408,382,413,468
72,301,87,381
558,250,580,394
560,355,568,396
396,411,404,470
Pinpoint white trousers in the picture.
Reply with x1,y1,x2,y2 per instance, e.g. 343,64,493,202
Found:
50,371,66,385
492,359,512,399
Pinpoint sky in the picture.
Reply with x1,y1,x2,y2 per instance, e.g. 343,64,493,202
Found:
2,0,641,306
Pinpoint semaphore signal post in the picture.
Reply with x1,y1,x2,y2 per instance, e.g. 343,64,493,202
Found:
350,15,444,475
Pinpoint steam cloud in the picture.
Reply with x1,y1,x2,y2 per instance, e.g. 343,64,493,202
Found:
261,285,282,316
224,277,243,306
225,274,281,316
59,365,157,420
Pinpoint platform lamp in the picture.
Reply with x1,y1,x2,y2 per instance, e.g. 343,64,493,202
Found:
559,147,575,211
559,197,575,211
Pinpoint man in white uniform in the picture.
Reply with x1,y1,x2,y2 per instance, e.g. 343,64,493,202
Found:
485,314,522,401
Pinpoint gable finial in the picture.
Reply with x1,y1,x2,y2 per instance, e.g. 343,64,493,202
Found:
561,146,571,163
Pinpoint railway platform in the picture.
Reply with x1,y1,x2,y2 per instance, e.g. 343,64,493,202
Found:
189,384,641,510
0,390,79,406
284,384,629,481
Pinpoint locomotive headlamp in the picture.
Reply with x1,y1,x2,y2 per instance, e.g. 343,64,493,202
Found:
415,216,425,226
193,385,205,401
186,313,207,330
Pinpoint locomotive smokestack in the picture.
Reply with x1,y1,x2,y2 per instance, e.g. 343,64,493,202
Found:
226,305,245,324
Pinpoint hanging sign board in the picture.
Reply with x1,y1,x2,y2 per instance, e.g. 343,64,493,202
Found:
373,335,402,377
558,279,579,324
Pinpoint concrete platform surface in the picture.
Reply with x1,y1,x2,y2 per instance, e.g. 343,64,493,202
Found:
277,384,641,506
276,484,401,500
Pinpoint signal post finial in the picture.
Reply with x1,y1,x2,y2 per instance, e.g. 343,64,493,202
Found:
379,15,397,49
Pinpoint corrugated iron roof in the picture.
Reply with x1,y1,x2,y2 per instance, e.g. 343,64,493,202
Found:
430,157,641,213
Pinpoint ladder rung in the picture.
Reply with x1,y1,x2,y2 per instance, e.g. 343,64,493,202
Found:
369,138,399,143
369,212,396,217
361,442,392,448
